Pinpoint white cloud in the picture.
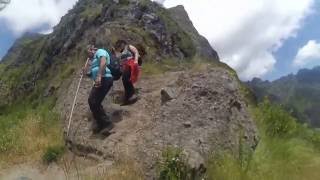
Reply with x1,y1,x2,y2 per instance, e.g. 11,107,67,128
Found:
0,0,78,35
153,0,166,4
158,0,315,80
293,40,320,67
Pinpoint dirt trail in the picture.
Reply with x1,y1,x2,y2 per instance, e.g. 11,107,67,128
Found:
0,152,115,180
0,163,65,180
62,71,181,159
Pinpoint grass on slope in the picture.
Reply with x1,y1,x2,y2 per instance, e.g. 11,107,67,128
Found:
81,158,144,180
206,99,320,180
0,98,64,167
141,56,232,76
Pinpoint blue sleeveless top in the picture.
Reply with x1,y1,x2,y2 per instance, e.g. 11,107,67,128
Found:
90,49,112,80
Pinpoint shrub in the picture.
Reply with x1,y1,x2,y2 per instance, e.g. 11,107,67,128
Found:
42,145,65,164
157,147,192,180
256,99,297,138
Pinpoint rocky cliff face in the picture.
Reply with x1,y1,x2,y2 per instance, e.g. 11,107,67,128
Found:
168,5,219,60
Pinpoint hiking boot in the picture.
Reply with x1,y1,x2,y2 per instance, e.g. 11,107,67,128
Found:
120,94,139,106
90,125,115,140
100,123,115,136
92,124,103,134
92,121,113,134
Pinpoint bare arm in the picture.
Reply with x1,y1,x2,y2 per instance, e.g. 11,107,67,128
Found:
129,45,139,63
95,57,107,87
98,56,107,77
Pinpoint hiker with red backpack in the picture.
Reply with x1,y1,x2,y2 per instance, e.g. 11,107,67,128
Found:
114,40,141,106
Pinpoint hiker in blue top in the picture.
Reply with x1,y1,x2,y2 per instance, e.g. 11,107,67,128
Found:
84,44,114,134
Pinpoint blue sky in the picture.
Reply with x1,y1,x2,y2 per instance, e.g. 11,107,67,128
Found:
0,21,15,59
0,20,51,59
1,0,320,81
268,2,320,80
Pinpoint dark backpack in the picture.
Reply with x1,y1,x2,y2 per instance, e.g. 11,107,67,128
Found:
107,50,122,81
120,44,145,66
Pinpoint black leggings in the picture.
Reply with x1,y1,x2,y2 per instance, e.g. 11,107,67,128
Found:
122,68,135,101
88,77,113,126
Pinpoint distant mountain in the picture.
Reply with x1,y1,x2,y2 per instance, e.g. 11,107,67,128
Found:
247,66,320,127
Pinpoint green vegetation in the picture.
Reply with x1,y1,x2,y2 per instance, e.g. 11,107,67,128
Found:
0,63,8,75
81,156,144,180
142,59,185,75
80,3,103,20
206,99,320,180
0,31,84,167
247,66,320,127
0,99,64,166
42,145,65,164
141,57,236,77
157,147,192,180
239,82,257,106
156,8,196,58
139,0,152,9
0,36,48,107
119,0,130,6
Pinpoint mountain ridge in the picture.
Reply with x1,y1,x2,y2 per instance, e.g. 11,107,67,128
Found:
247,66,320,127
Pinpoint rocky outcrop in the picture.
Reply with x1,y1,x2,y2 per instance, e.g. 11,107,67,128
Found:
60,66,257,178
169,5,219,60
47,0,199,60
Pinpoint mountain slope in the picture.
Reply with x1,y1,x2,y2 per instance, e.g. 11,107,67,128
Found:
247,66,320,127
0,0,219,107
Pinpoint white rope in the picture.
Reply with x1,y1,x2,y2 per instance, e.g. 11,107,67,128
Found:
66,58,89,137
